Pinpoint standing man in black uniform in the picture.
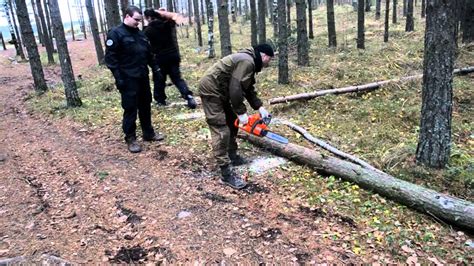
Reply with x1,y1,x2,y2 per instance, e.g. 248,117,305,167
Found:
105,6,165,153
143,8,197,109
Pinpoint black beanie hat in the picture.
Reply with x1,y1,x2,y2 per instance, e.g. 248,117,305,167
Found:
254,43,274,57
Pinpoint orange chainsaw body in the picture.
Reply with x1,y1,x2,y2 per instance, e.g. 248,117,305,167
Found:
234,113,269,137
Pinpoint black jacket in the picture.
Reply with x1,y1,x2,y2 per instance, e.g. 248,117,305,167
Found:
105,23,156,81
143,18,180,63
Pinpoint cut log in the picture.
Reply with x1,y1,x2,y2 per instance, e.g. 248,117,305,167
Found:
269,66,474,105
239,132,474,231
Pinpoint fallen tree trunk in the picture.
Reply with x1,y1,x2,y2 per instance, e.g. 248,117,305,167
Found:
269,66,474,105
239,132,474,231
274,118,380,172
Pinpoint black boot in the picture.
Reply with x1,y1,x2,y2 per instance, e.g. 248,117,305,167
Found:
220,165,247,189
229,152,249,166
126,137,142,153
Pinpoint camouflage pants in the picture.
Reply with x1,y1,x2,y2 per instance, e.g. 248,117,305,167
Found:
200,95,238,167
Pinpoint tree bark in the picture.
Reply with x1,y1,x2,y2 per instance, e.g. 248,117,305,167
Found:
31,0,44,45
104,0,122,29
66,0,75,41
120,0,129,17
405,0,414,31
205,0,215,58
462,0,474,43
43,0,54,41
238,132,474,231
384,0,390,42
357,0,365,49
403,0,407,16
308,0,314,39
272,0,278,39
277,0,289,84
231,0,237,22
326,0,337,47
392,0,397,23
295,0,309,66
416,0,457,169
15,0,48,93
375,0,381,19
86,0,105,65
268,66,474,104
250,0,258,45
188,0,193,25
167,0,174,11
36,0,55,64
97,0,108,43
286,0,291,32
193,0,203,46
217,0,232,57
200,0,206,24
258,0,267,43
49,0,82,107
365,0,371,11
7,0,26,60
421,0,425,17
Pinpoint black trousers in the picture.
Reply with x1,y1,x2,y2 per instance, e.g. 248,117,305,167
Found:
120,76,155,141
153,60,193,103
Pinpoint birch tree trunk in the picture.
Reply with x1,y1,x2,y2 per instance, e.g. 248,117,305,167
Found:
86,0,105,65
205,0,215,58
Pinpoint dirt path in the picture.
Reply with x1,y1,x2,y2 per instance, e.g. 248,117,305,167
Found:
0,41,370,264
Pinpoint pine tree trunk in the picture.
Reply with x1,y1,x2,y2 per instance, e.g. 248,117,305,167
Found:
250,0,258,45
416,0,456,169
217,0,232,57
31,0,44,45
308,0,314,39
36,0,55,64
357,0,365,49
239,132,474,231
384,0,390,42
97,0,108,44
365,0,371,11
78,1,87,39
392,0,397,23
193,0,203,46
146,0,152,7
49,0,82,107
286,0,291,32
205,0,215,58
403,0,407,16
8,0,26,60
277,0,289,84
0,33,6,50
295,0,309,66
15,0,47,93
272,0,278,39
327,0,337,47
104,0,122,29
120,0,129,18
43,0,54,41
66,0,75,41
375,0,381,19
167,0,173,11
153,0,160,8
200,0,206,24
258,0,267,43
86,0,105,65
421,0,425,17
405,0,414,31
231,0,237,22
462,0,474,43
188,0,193,25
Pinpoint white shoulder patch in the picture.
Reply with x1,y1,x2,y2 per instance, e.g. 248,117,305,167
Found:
106,39,114,46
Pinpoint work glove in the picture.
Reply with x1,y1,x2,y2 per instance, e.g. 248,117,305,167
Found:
258,106,270,119
238,113,249,125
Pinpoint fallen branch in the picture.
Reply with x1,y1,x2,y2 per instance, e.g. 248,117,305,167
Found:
269,66,474,105
273,118,380,172
238,132,474,231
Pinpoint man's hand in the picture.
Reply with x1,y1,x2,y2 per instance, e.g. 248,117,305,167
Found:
238,113,249,125
258,107,270,119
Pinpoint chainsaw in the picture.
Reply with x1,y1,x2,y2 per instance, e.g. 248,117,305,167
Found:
234,113,289,144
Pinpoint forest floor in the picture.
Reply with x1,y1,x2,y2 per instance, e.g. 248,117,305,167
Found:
1,5,474,264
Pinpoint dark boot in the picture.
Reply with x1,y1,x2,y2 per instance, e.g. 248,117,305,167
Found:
220,165,247,189
186,95,197,109
126,138,142,153
229,152,250,166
